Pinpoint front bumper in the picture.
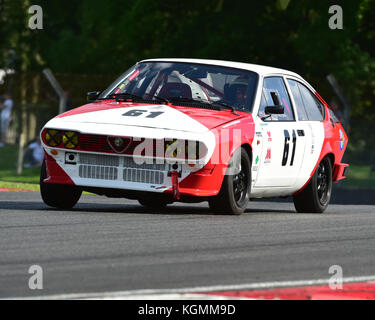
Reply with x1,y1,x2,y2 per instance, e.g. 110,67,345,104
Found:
43,150,225,198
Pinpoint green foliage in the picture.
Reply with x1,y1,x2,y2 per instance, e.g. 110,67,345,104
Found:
1,0,375,163
0,145,40,183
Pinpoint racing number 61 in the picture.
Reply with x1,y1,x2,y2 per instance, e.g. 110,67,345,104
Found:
282,129,297,166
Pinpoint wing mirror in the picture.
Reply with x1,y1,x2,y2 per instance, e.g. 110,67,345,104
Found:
265,105,284,114
264,91,284,114
87,91,101,102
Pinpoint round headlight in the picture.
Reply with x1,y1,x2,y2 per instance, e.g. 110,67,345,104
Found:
186,141,199,160
63,131,79,149
45,129,62,147
165,139,183,158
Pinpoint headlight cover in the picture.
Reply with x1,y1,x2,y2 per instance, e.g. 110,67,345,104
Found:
45,129,62,147
63,131,79,149
164,139,207,160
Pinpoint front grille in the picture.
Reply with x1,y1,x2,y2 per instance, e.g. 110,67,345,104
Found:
79,165,118,180
78,133,144,155
123,168,164,184
123,157,165,184
79,153,119,167
123,157,165,170
79,134,113,153
75,153,166,184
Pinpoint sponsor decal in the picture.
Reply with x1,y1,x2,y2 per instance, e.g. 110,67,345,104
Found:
339,129,345,150
267,131,272,142
255,155,259,164
265,148,271,163
129,69,140,82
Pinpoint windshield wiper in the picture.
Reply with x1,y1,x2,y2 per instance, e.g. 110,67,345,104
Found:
101,93,170,105
106,92,144,101
168,97,221,110
150,95,170,105
211,101,241,116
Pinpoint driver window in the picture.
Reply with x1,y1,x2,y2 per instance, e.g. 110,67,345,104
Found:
258,77,295,121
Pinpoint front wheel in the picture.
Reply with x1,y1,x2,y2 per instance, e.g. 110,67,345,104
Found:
293,157,332,213
40,160,82,209
209,148,251,215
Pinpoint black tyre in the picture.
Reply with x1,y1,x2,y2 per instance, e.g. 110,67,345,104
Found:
138,197,170,210
293,157,332,213
208,148,251,215
40,160,82,209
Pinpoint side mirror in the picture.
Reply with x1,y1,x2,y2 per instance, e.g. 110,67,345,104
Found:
264,91,284,114
87,91,101,102
265,105,284,114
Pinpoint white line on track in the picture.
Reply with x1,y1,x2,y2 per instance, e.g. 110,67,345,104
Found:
4,275,375,300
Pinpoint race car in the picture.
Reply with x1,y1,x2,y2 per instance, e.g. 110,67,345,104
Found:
40,58,349,214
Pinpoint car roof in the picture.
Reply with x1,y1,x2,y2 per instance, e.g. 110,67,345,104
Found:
140,58,304,79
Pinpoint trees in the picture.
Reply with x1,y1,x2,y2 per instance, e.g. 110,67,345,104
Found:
1,0,374,163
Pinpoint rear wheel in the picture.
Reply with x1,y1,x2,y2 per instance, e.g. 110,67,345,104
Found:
209,148,251,215
40,160,82,209
293,157,332,213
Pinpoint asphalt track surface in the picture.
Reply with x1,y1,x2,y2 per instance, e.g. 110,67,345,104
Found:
1,191,375,298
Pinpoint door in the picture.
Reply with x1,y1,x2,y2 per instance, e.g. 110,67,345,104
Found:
286,79,325,187
253,76,307,187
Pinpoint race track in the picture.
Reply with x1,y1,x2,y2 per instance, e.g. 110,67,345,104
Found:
1,191,375,299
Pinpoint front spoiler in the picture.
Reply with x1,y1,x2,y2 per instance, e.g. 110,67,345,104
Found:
44,154,225,198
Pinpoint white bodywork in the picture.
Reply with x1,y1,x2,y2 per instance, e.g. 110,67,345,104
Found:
42,59,326,198
43,103,216,193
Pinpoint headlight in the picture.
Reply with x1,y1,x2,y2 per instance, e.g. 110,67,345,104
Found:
45,129,62,147
63,131,79,149
165,139,207,160
165,139,183,158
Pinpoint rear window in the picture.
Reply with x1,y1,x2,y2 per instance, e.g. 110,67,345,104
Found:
287,79,325,121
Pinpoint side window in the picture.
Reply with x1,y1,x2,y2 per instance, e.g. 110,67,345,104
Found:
297,83,324,121
258,77,295,121
287,79,308,121
329,109,341,123
258,92,268,119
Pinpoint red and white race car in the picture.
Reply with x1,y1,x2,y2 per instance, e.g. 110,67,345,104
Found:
40,59,349,214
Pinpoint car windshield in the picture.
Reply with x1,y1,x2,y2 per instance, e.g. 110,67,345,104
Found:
99,61,259,112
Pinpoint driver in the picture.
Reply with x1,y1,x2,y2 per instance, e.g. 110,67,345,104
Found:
224,78,249,109
235,85,247,107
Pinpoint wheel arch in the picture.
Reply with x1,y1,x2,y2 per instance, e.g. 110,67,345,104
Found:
241,143,253,164
325,152,335,172
295,151,334,196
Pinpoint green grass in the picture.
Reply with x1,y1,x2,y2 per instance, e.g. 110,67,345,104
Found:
0,145,40,185
340,165,375,189
0,144,374,190
0,181,39,191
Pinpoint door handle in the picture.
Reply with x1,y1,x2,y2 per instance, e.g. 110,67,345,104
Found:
297,129,305,136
